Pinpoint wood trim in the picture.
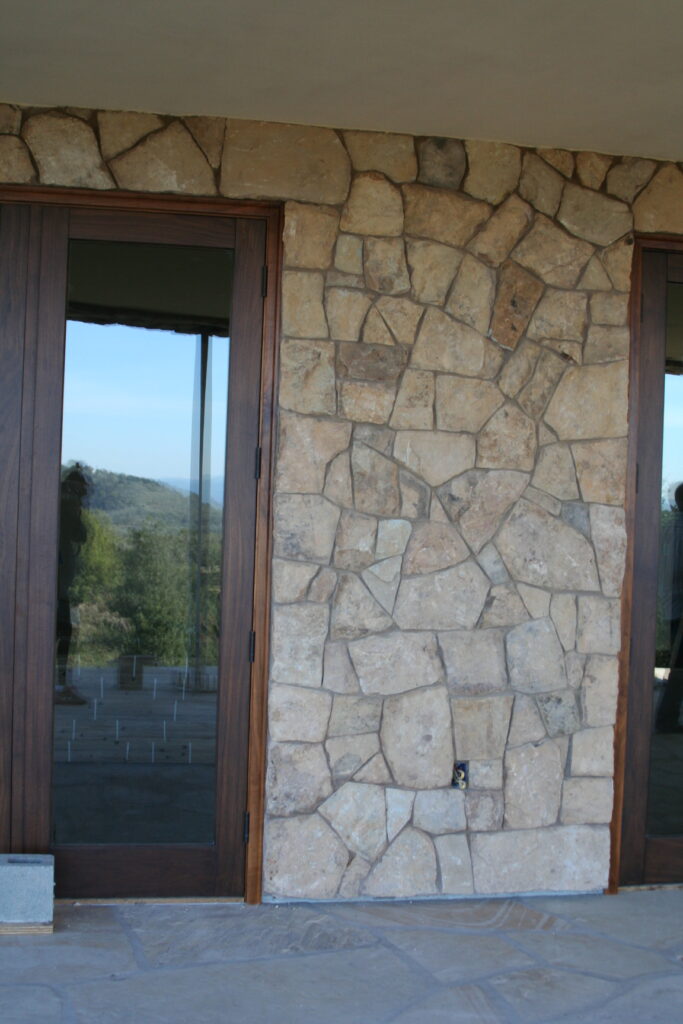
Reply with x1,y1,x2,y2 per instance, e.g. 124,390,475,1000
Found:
69,208,236,247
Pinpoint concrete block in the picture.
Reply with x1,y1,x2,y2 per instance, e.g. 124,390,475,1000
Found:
0,854,54,932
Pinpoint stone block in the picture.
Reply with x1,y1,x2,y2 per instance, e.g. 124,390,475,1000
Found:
406,239,462,304
572,439,627,505
381,686,454,787
389,370,435,430
590,505,626,597
519,153,564,216
386,789,415,841
97,110,163,160
538,148,574,178
376,295,424,345
633,163,683,235
606,157,657,203
446,254,495,335
536,689,581,737
477,403,536,471
394,430,475,487
590,292,629,327
340,172,404,236
469,194,533,267
364,237,410,294
335,234,364,275
319,782,387,860
323,642,360,694
416,137,466,189
582,655,619,727
465,790,504,832
328,694,382,736
512,215,593,288
585,325,630,363
451,694,514,760
333,510,377,572
267,742,332,815
558,184,632,246
330,573,393,640
412,307,486,375
349,631,443,695
264,815,348,898
550,593,577,650
435,834,475,895
270,603,329,687
339,381,395,424
276,412,351,494
0,855,53,928
439,629,507,694
274,493,340,562
375,518,412,558
506,617,567,693
489,259,544,350
471,825,610,893
561,777,614,825
361,556,402,613
183,115,225,167
504,739,564,828
413,788,466,834
279,338,336,415
394,561,489,631
497,499,600,591
435,376,503,434
326,733,380,781
528,289,588,342
577,596,621,655
351,443,400,515
464,141,521,204
272,559,318,603
0,136,35,183
508,694,546,747
571,726,614,776
110,121,215,194
343,130,417,182
576,151,612,190
438,469,528,552
364,827,437,897
532,444,579,501
23,112,112,189
403,521,469,575
283,202,339,268
281,271,328,338
269,684,332,742
403,184,490,248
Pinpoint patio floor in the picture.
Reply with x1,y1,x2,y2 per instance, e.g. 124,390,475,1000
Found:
1,890,682,1023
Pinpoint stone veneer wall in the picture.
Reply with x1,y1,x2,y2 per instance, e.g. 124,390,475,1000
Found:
3,104,683,900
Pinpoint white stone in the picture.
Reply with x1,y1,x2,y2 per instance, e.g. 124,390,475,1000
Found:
386,789,416,842
283,202,339,269
508,694,546,747
382,686,454,787
271,603,329,687
464,140,521,204
582,655,619,727
279,338,336,415
506,617,567,694
504,740,564,828
436,834,475,895
536,689,581,737
446,254,495,335
267,742,332,815
276,412,351,494
376,518,412,558
577,596,621,655
354,753,392,783
439,630,507,693
264,815,348,899
497,499,600,591
319,782,386,861
274,493,340,562
349,631,443,696
331,573,393,640
438,470,528,552
590,505,626,597
394,561,489,630
328,694,382,736
451,694,514,760
325,733,380,781
282,271,328,338
364,827,437,897
413,789,466,834
23,112,112,189
561,778,614,825
393,430,475,487
406,239,462,304
412,308,486,376
269,684,332,742
435,376,503,433
340,172,404,236
571,726,614,776
471,825,610,894
343,130,417,182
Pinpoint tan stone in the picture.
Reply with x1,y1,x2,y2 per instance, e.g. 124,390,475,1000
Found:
394,561,489,630
0,135,35,182
361,556,402,613
349,632,443,696
183,115,225,168
545,362,628,440
576,152,612,191
403,521,469,575
577,596,621,655
414,789,466,834
279,338,336,415
436,835,475,895
489,260,544,350
0,104,21,134
477,403,536,472
319,782,386,861
375,518,411,559
338,855,372,897
361,307,395,346
331,572,393,640
517,583,551,619
270,603,329,687
582,655,619,727
272,559,318,603
324,450,353,506
23,112,113,189
505,740,564,828
550,593,578,650
399,469,430,519
532,444,579,500
498,339,539,398
333,510,377,571
412,307,486,375
606,157,657,203
322,287,367,341
536,689,581,736
323,642,360,694
498,499,599,591
353,746,392,782
308,567,337,602
394,430,475,486
446,254,496,334
283,202,339,269
282,271,328,337
517,349,567,420
267,741,332,814
221,119,350,202
590,292,629,327
439,629,507,693
343,130,416,182
519,153,564,216
264,815,348,899
571,726,614,776
579,255,614,291
389,370,434,430
471,825,610,894
273,493,340,562
600,238,634,291
269,684,332,742
406,239,462,304
363,237,410,294
438,469,528,552
634,163,683,234
403,184,491,247
97,110,163,160
364,827,437,897
435,376,503,434
277,413,351,494
382,686,454,788
558,184,632,247
386,789,415,841
524,486,561,518
572,438,627,504
416,136,466,189
584,325,629,364
351,442,400,515
326,733,380,781
468,759,504,789
590,505,626,597
109,120,215,193
339,380,395,424
477,542,510,584
335,234,364,275
469,196,532,269
528,289,587,342
464,141,521,204
513,215,594,288
451,694,514,760
538,148,574,178
340,171,403,236
561,777,614,825
506,617,568,693
508,694,546,747
328,694,382,736
376,295,424,345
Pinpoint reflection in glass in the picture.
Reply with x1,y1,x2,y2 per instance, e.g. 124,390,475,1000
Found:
52,240,233,845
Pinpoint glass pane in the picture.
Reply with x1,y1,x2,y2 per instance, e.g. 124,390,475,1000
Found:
52,240,233,845
649,280,683,835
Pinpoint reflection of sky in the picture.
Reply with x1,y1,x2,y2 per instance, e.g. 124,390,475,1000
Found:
61,321,229,485
662,373,683,505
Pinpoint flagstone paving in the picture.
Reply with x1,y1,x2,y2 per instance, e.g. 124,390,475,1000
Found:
0,889,682,1023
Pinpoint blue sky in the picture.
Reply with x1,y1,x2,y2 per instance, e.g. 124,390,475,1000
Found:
61,321,229,486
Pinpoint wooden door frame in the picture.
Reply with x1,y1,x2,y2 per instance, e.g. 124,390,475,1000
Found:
612,234,683,889
0,185,281,903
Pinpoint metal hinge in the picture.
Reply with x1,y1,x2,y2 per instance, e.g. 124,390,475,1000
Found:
261,265,268,297
248,630,256,663
243,811,250,845
255,446,262,480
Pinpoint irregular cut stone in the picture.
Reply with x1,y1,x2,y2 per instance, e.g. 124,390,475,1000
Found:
451,694,514,760
331,573,393,640
536,689,581,737
577,596,621,655
446,254,496,335
267,742,332,814
590,292,629,327
97,110,163,160
517,583,551,619
584,325,629,364
337,341,406,382
269,684,332,742
412,307,486,375
513,215,594,288
264,814,348,899
323,287,368,341
323,641,360,694
571,726,614,776
183,115,225,168
386,789,415,841
517,350,567,420
600,238,634,291
464,141,521,204
572,439,627,504
504,740,564,828
308,567,337,602
499,338,539,397
550,593,577,650
403,521,469,575
561,777,614,825
364,237,410,294
354,753,392,783
272,559,318,603
0,103,21,134
324,450,353,506
283,202,339,269
338,854,372,897
361,556,402,613
469,195,533,270
606,157,657,203
438,469,528,552
0,135,35,182
436,834,475,895
362,306,395,346
277,413,351,494
506,617,568,693
471,825,610,893
413,789,466,834
558,184,632,246
270,603,329,687
340,381,395,424
519,153,564,216
435,376,503,433
352,443,400,515
109,121,214,193
403,184,491,247
328,694,382,736
221,119,350,202
545,362,628,440
343,130,417,181
561,501,591,538
394,430,475,486
468,759,504,789
364,827,437,897
477,403,536,471
532,444,579,500
335,234,364,275
538,148,574,178
282,271,328,338
590,505,626,596
528,289,588,342
376,518,412,558
376,295,425,345
406,239,462,305
579,255,614,291
465,790,504,832
508,694,546,746
400,469,430,519
349,631,443,695
576,151,612,190
582,655,619,727
497,499,599,591
439,629,507,693
326,733,380,781
477,542,510,583
23,112,112,188
333,510,377,571
416,137,466,189
355,425,395,456
274,493,340,562
319,782,386,860
489,260,544,350
381,686,454,787
340,172,404,236
389,370,434,429
394,561,489,630
633,163,683,234
279,338,336,415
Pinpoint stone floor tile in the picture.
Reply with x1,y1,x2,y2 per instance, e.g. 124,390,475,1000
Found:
489,966,616,1022
0,985,63,1023
383,929,534,983
546,974,683,1023
329,897,567,932
67,946,431,1024
511,930,676,978
117,903,377,966
388,984,505,1023
525,890,683,949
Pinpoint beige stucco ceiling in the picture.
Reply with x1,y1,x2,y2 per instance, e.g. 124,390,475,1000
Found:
2,0,682,160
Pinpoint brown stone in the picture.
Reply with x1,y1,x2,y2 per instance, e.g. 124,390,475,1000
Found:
477,404,536,471
416,137,467,189
528,289,588,342
538,148,574,178
438,469,528,552
469,194,534,267
333,510,377,572
351,443,400,515
324,287,370,341
403,184,491,248
576,152,612,191
578,255,614,291
606,157,657,203
446,254,495,334
362,307,395,346
464,141,521,204
435,376,503,433
403,521,469,575
498,339,540,397
109,121,214,193
97,110,163,160
590,292,629,327
343,130,417,182
339,381,395,424
600,238,634,291
23,112,113,189
376,296,425,345
279,339,336,415
183,116,225,168
558,184,632,246
517,349,567,420
512,215,594,288
0,103,21,134
335,234,364,275
406,239,462,304
532,444,579,500
0,135,35,182
519,153,564,216
282,271,328,338
634,164,683,234
489,260,544,350
337,341,406,383
412,307,486,374
283,202,339,269
340,172,403,236
363,237,410,293
389,370,434,429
